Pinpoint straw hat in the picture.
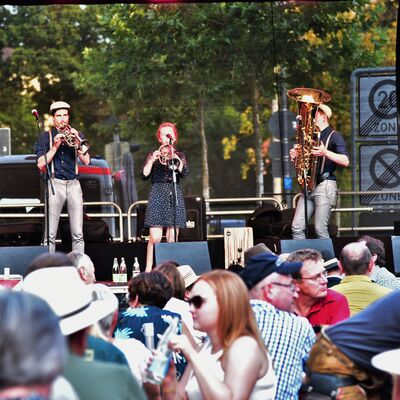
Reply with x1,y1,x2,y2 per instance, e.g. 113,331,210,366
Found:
177,265,199,288
22,267,115,336
318,104,332,119
244,243,274,265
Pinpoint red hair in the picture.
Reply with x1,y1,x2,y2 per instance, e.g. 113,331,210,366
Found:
156,122,179,143
197,270,266,354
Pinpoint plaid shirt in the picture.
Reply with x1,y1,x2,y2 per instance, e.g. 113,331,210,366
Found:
251,300,316,400
370,264,400,290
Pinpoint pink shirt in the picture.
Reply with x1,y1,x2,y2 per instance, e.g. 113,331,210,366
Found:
307,289,350,326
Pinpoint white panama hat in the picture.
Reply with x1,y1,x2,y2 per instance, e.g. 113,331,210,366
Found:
177,265,199,289
22,267,115,336
371,349,400,376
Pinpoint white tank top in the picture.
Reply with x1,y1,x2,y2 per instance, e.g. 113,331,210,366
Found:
185,339,276,400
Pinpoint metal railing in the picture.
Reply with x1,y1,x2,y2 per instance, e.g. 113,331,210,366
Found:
126,196,284,242
0,201,125,242
2,192,400,242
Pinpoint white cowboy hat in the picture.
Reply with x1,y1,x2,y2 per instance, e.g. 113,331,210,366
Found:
22,267,115,336
177,265,199,288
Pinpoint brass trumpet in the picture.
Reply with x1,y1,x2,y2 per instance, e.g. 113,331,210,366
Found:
157,143,176,166
57,124,90,155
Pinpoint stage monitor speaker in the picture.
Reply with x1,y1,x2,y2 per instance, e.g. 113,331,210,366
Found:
280,238,334,257
0,245,49,277
137,195,206,241
154,241,211,275
391,236,400,274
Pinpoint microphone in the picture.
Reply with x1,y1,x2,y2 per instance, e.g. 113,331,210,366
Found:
166,134,173,140
31,109,40,122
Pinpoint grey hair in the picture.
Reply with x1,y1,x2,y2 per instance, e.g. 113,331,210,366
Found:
91,284,118,337
68,250,93,271
0,291,66,389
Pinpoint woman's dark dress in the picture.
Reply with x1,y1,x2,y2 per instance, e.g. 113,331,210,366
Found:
141,151,189,228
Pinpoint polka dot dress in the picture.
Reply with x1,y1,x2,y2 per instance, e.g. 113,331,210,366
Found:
142,151,189,228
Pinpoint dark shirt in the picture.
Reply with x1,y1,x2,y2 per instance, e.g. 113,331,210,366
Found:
326,291,400,374
36,127,86,180
319,127,349,180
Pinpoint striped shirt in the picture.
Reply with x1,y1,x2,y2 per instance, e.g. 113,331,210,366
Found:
251,300,316,400
370,265,400,290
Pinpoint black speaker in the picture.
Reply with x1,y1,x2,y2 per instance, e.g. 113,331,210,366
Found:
280,238,334,256
137,195,206,241
0,245,49,277
154,241,211,275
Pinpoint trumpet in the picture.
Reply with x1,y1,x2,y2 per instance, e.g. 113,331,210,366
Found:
57,124,90,155
157,143,178,166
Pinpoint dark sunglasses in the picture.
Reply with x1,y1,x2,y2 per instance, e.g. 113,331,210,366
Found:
188,295,207,309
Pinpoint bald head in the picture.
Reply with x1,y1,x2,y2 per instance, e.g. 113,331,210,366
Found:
339,242,372,276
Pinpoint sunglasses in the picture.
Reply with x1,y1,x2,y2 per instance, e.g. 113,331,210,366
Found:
188,295,207,309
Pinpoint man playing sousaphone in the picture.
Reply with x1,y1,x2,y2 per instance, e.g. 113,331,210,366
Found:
36,101,90,252
289,89,349,239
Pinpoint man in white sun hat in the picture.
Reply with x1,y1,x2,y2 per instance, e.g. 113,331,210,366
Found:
36,101,90,253
290,102,349,240
23,266,146,400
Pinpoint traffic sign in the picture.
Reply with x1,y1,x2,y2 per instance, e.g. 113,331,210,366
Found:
358,72,397,136
359,144,400,205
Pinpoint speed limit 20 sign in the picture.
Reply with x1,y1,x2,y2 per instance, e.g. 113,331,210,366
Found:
358,70,397,137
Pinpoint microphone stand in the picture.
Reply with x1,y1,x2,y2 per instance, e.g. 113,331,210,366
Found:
33,113,54,250
168,138,178,243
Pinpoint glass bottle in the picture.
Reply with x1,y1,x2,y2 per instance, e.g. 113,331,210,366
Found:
112,257,119,283
132,257,140,278
145,317,179,384
119,257,127,283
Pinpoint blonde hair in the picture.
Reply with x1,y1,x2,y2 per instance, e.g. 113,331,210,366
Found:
198,270,265,353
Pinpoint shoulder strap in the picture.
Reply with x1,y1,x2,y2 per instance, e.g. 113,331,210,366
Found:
320,130,335,174
48,130,55,178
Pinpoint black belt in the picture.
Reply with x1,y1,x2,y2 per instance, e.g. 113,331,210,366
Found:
304,372,358,399
317,172,333,184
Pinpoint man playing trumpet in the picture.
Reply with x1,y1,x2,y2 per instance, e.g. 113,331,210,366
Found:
36,101,90,252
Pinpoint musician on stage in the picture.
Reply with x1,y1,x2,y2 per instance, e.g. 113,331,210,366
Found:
142,122,189,271
289,104,349,239
36,101,90,252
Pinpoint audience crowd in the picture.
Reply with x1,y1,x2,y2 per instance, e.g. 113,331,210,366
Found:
1,234,400,400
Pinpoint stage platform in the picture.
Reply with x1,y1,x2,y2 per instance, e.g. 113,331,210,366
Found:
1,235,398,281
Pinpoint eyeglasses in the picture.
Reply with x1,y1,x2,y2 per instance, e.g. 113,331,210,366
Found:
269,282,297,292
300,270,328,281
188,295,207,309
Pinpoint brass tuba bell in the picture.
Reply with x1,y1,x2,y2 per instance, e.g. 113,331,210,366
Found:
287,87,331,192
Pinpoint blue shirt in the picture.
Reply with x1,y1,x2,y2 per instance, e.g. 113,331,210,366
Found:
251,300,316,400
36,127,86,180
327,291,400,374
114,305,187,379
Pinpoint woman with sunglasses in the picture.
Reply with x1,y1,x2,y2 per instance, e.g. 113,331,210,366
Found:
161,270,276,400
142,122,189,272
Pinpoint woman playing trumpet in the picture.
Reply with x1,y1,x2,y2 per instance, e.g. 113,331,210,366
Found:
142,122,189,271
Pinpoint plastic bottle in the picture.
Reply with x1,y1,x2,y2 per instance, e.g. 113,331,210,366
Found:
119,257,127,283
112,257,119,283
132,257,140,278
145,317,179,384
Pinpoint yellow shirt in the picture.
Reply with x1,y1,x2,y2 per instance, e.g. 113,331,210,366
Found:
331,275,392,315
